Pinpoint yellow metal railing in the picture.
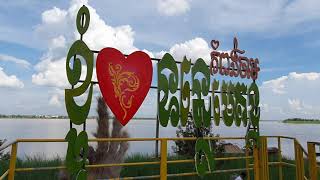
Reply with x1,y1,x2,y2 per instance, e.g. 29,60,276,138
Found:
307,141,320,180
0,136,318,180
277,136,283,180
295,139,305,180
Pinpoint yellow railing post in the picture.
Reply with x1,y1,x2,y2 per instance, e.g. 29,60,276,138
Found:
253,144,260,180
245,145,250,180
160,138,167,180
294,140,305,180
307,142,317,180
8,142,18,180
259,136,269,180
277,137,283,180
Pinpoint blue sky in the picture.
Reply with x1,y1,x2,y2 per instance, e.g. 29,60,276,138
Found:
1,0,320,120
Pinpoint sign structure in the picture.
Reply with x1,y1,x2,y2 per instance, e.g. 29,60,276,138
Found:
65,5,261,179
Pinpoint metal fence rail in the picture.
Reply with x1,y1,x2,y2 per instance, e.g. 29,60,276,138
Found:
0,136,319,180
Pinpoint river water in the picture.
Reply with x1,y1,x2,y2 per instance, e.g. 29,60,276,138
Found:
0,119,319,159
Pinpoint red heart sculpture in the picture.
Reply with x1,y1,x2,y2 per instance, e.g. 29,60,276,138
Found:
96,48,152,126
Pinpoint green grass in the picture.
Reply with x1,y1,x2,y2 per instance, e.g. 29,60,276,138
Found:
0,153,318,180
121,153,301,180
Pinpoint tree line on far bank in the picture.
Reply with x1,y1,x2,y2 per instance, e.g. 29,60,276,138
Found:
282,118,320,123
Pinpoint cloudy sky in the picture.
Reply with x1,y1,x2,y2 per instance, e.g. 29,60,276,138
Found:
1,0,320,120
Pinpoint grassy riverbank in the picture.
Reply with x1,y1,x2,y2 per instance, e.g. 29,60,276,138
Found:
0,155,62,180
0,153,313,180
282,118,320,124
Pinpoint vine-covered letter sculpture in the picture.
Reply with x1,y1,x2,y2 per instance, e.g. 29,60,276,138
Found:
65,5,93,180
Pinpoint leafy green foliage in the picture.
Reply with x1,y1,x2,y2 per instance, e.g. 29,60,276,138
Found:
172,118,224,157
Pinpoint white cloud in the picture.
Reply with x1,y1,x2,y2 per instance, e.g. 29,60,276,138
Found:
32,0,141,105
168,38,210,62
288,98,302,111
49,35,66,49
0,67,24,88
48,88,64,107
2,0,320,51
30,0,172,110
260,103,269,113
155,37,233,65
81,12,137,53
32,0,139,85
287,98,320,116
260,72,320,120
289,72,320,81
49,94,62,107
157,0,190,16
284,0,320,25
199,0,320,35
32,58,67,88
261,75,288,94
262,72,320,95
41,7,67,24
155,37,211,63
0,54,31,68
32,57,96,89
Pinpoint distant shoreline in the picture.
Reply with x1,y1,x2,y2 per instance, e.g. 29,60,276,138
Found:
0,114,68,119
282,118,320,124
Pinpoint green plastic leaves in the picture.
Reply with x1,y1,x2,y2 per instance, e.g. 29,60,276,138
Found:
246,82,260,148
246,129,260,148
65,5,93,126
158,53,180,127
65,40,93,125
235,83,247,127
76,6,90,35
221,81,234,126
195,138,215,177
248,82,260,127
212,80,220,126
65,5,91,180
65,128,88,180
157,54,260,129
65,5,93,125
180,57,191,126
192,58,211,128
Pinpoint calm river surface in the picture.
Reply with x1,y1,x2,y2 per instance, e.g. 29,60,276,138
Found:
0,119,319,159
